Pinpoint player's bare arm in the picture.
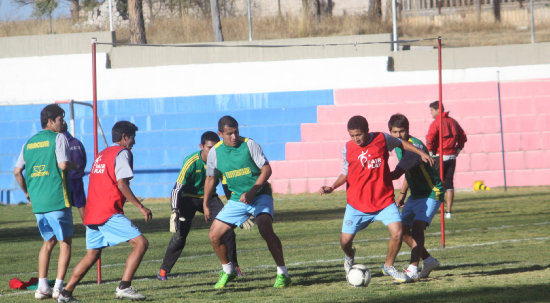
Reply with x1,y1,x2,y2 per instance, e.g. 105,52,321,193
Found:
203,175,216,222
13,166,30,203
396,179,409,208
117,178,152,222
319,174,347,195
401,140,434,167
240,164,272,204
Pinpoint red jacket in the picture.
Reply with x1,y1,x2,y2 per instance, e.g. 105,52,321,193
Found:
426,112,467,156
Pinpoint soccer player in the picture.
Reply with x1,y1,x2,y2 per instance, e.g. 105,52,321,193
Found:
388,113,443,281
319,115,434,283
57,121,153,302
203,115,291,289
61,121,87,221
157,131,241,281
13,104,73,300
426,101,467,219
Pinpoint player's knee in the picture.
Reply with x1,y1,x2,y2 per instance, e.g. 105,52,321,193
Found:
389,228,403,241
209,229,221,245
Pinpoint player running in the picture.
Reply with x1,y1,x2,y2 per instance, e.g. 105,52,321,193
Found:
203,115,291,289
319,115,434,283
57,121,152,302
388,114,442,281
157,131,242,281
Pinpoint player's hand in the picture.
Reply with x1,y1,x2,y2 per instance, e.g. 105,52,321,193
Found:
170,210,179,233
421,153,435,166
319,186,334,195
204,206,211,222
239,216,255,230
140,206,153,223
239,191,255,204
396,194,406,208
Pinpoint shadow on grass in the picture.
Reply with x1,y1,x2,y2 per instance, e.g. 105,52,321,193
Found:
353,284,550,303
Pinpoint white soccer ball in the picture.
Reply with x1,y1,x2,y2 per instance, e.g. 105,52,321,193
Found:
347,264,371,287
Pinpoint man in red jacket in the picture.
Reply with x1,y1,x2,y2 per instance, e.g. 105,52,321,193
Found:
426,101,467,219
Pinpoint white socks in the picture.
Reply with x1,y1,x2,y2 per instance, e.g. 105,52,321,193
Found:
222,262,233,274
407,264,418,274
277,266,289,277
38,278,50,292
54,279,63,291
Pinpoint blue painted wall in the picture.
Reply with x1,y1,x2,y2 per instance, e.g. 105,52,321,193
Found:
0,89,333,203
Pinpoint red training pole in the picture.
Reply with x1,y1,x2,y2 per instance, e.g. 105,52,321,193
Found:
437,37,445,248
92,38,102,284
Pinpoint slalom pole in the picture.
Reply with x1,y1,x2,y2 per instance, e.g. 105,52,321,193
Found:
437,37,445,248
92,38,102,284
496,71,507,191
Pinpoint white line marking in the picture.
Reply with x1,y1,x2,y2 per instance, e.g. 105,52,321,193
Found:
2,236,548,297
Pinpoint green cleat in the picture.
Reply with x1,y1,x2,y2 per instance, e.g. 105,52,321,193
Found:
214,271,237,289
273,274,292,288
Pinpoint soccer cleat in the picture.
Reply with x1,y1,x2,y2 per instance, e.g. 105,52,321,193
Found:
419,257,440,279
34,289,52,299
157,269,167,281
404,269,420,282
273,274,292,288
115,286,146,300
445,212,452,219
382,265,410,283
214,271,237,289
57,293,80,303
235,266,243,277
344,247,356,274
52,288,60,300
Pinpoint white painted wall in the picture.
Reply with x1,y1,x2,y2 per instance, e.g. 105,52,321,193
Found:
2,53,550,105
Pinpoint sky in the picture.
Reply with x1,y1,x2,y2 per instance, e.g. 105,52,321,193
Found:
0,0,70,20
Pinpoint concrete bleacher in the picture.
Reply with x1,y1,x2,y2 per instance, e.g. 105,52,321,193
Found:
0,89,334,203
270,79,550,193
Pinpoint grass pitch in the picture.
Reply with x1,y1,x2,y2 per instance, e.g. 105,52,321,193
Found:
1,186,549,302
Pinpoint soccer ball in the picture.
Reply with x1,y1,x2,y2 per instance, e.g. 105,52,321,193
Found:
347,264,371,287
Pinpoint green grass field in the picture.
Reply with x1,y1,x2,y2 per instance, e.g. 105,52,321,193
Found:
1,187,549,302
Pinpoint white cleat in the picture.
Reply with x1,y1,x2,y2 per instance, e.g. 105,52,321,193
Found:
382,265,411,283
419,258,440,279
115,286,146,300
34,289,52,300
404,269,420,282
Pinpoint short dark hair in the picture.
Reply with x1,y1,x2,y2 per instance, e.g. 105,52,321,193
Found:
388,114,409,132
112,121,138,143
347,115,369,132
429,101,444,112
201,131,220,145
218,115,239,132
40,104,65,128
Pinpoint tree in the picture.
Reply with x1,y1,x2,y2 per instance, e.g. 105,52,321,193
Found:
67,0,79,22
210,0,224,41
128,0,147,44
15,0,58,33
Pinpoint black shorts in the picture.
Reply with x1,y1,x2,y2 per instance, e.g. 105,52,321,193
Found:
442,159,456,191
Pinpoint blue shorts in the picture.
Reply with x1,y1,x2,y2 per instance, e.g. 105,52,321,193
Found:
85,214,142,249
401,197,442,227
35,208,73,241
342,203,401,234
215,194,274,227
70,178,86,208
